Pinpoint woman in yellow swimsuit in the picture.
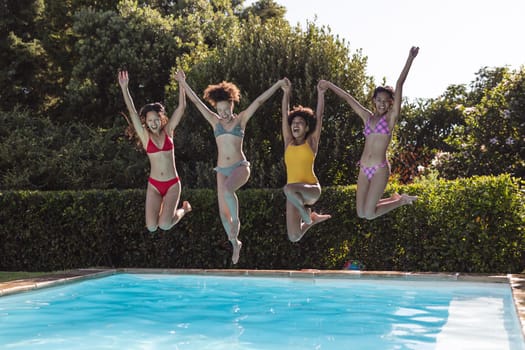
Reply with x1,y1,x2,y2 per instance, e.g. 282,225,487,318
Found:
177,71,287,263
281,78,331,242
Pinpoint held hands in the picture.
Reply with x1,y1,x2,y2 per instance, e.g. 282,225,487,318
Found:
118,70,129,88
174,69,186,82
280,78,330,95
317,79,329,93
281,77,291,94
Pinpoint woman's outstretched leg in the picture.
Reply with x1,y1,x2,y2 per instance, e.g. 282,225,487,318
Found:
217,166,249,264
217,193,242,264
359,167,417,220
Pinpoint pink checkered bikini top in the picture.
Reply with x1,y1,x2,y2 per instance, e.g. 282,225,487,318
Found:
363,114,390,137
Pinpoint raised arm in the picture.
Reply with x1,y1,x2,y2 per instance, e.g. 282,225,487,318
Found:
281,78,293,147
165,70,187,134
118,71,148,147
176,71,217,126
239,79,287,127
309,81,327,152
391,46,419,119
320,80,371,124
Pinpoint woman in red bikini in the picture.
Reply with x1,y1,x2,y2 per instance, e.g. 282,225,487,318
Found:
118,70,191,232
321,46,419,219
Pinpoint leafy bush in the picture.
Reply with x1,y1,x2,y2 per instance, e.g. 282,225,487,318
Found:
1,175,523,273
0,108,148,190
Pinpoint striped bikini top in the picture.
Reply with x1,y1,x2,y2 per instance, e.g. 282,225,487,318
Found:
364,114,390,137
214,122,245,138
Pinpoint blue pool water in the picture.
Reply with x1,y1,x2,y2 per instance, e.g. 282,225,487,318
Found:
0,273,523,349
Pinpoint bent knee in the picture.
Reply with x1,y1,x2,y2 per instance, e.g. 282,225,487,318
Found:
147,225,158,232
222,187,237,197
283,184,294,197
362,212,377,220
287,232,302,242
158,222,174,231
356,209,374,220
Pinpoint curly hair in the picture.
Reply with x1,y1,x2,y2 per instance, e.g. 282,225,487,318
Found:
203,81,241,107
123,102,168,149
287,105,316,138
373,85,395,99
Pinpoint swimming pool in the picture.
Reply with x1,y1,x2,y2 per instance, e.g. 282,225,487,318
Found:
0,273,524,349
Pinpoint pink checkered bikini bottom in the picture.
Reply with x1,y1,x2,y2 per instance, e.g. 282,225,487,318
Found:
359,160,390,181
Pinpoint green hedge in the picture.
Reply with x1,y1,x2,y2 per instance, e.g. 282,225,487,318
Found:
1,175,523,273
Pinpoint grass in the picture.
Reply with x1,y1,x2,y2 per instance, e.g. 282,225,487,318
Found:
0,271,50,283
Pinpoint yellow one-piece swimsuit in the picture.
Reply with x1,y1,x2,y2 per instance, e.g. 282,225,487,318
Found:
284,143,319,184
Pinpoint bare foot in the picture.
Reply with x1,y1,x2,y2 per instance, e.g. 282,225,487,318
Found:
231,239,242,264
391,193,402,201
311,211,332,225
171,201,192,227
182,201,192,213
400,194,418,205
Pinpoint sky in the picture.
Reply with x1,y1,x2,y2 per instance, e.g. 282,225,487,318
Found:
245,0,525,99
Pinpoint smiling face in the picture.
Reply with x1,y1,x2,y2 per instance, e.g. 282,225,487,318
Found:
139,103,167,134
287,106,315,142
215,100,234,121
290,116,308,139
373,91,393,115
146,111,162,133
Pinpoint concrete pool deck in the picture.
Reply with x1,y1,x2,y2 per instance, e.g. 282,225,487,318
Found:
1,268,524,338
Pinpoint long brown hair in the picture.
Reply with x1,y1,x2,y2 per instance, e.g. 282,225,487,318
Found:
122,102,168,149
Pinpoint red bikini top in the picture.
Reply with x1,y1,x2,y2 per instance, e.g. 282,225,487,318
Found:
146,132,173,154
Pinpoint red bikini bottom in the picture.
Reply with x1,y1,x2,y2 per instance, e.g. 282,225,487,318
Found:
148,177,180,197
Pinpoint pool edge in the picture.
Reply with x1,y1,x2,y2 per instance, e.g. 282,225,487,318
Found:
1,268,524,339
0,269,117,297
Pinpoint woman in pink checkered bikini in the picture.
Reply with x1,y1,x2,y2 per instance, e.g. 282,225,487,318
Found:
320,46,419,219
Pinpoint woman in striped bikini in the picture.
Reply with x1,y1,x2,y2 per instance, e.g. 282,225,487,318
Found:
281,78,331,242
177,71,287,264
321,46,419,220
118,70,191,232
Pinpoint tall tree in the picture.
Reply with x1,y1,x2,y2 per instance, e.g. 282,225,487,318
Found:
64,1,182,125
0,0,51,112
442,67,525,178
240,0,286,21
